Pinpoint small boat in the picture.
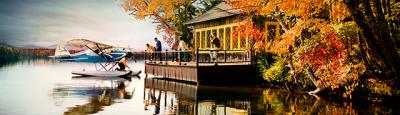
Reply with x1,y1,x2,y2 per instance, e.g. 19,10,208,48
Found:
72,70,141,77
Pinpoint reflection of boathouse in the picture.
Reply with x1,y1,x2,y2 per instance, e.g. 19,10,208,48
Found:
144,2,281,84
143,78,262,115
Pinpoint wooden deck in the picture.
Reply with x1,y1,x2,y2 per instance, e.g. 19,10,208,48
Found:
144,50,258,84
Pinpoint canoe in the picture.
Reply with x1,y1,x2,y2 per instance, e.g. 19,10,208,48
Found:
72,70,141,77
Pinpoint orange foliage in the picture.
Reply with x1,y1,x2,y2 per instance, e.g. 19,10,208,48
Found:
123,0,192,46
123,0,191,20
227,0,364,96
232,18,268,51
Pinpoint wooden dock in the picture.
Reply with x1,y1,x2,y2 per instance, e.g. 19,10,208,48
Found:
144,50,258,84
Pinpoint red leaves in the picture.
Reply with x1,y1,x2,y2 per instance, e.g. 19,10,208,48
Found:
301,30,347,69
232,19,266,49
298,27,351,90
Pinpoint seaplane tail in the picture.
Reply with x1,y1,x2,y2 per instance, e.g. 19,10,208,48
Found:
49,42,71,59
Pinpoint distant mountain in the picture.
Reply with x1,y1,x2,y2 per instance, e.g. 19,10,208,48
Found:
46,44,57,49
12,44,57,49
0,43,14,48
19,45,46,49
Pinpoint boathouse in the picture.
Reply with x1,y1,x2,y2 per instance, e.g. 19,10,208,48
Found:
144,2,281,84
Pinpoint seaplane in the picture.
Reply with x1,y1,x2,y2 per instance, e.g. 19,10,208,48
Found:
51,39,141,77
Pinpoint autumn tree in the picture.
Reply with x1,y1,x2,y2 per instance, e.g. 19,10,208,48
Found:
122,0,223,47
122,0,192,46
196,0,224,13
227,0,399,97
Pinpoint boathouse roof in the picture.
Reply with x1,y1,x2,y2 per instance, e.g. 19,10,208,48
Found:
183,2,240,25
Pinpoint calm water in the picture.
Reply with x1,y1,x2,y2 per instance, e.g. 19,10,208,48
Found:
0,58,399,115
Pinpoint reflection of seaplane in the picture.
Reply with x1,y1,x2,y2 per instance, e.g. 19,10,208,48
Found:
50,39,141,77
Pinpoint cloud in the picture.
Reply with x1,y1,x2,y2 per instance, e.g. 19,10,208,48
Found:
0,0,163,50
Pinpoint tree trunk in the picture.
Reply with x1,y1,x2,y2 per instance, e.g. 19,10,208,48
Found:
305,64,323,94
287,45,297,83
343,0,400,81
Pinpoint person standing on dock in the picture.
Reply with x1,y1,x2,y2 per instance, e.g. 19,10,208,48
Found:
146,44,155,61
177,36,189,62
210,32,220,62
146,44,155,53
154,37,162,61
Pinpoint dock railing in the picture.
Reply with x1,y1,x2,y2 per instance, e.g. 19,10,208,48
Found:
144,48,252,66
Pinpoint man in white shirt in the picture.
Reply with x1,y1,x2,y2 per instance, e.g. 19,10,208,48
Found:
177,36,189,62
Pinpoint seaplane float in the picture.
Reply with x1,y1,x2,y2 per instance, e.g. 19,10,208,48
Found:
50,39,141,77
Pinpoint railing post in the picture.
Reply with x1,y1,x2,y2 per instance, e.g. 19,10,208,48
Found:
196,48,199,67
243,50,245,62
172,50,175,62
224,50,227,63
144,50,147,63
165,50,168,64
178,50,181,64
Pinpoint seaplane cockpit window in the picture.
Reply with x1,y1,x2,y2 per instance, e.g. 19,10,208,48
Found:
86,49,99,56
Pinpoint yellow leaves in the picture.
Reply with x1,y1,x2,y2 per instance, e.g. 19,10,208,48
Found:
264,57,287,82
227,0,264,14
331,0,351,21
343,81,359,99
228,0,351,22
123,0,192,20
266,19,306,54
367,78,393,96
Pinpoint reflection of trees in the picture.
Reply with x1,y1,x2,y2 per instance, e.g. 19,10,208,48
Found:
256,89,360,114
0,57,54,68
144,79,397,114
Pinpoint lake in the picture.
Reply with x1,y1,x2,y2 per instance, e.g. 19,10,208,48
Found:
0,58,398,115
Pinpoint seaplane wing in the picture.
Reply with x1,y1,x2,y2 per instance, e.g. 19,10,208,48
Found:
51,39,131,63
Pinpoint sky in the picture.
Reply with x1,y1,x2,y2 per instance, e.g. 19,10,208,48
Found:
0,0,166,50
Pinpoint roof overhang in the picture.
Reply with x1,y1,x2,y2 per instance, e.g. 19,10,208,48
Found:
183,2,240,25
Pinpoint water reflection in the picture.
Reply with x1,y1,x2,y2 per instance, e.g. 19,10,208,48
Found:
1,59,399,114
144,78,400,115
52,77,135,115
144,78,258,115
0,57,56,68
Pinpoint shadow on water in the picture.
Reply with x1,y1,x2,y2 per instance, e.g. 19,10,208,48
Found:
52,76,138,115
144,78,400,115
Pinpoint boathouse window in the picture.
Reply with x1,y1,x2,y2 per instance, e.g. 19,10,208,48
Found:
224,27,231,50
267,25,276,41
218,28,224,49
206,30,211,48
